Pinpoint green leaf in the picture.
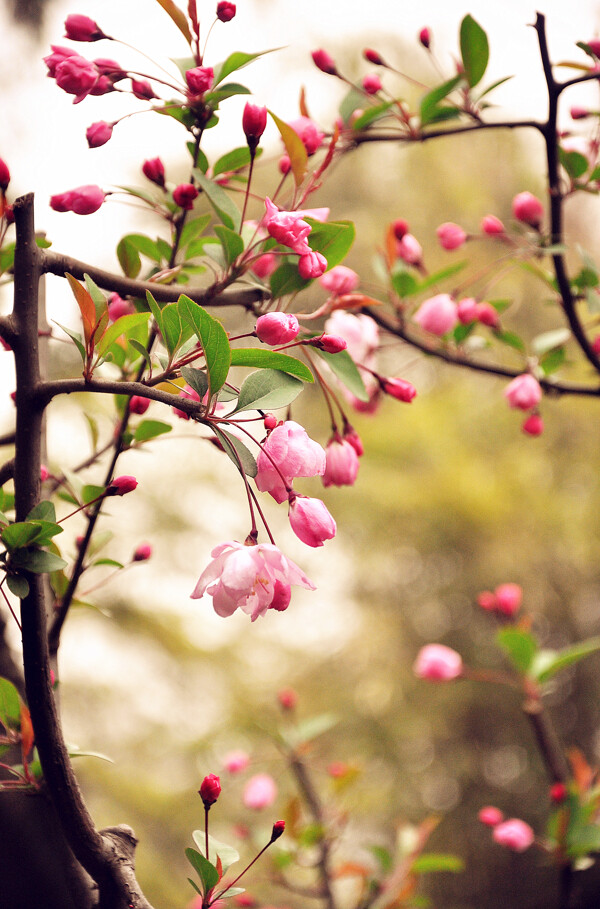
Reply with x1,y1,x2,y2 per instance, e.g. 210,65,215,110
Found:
2,522,47,551
231,369,303,414
54,321,86,365
179,295,232,396
213,146,261,176
494,329,525,352
161,301,194,358
145,290,164,334
532,328,571,356
0,242,15,275
305,219,356,270
460,14,489,87
533,636,600,683
185,848,220,895
213,426,258,478
180,214,212,249
270,260,309,299
213,48,283,87
192,833,240,875
193,170,240,231
311,347,369,402
476,75,514,100
412,853,465,873
559,148,590,180
420,75,462,127
117,236,142,278
540,347,566,375
180,366,209,400
392,269,419,298
205,82,251,104
288,713,339,746
133,420,172,443
351,101,395,131
10,549,67,574
269,109,308,187
95,313,151,359
0,677,21,729
128,339,153,371
496,627,538,674
214,225,244,266
230,348,313,382
84,273,108,316
26,501,56,523
217,887,246,899
7,575,29,599
416,262,467,293
187,879,202,897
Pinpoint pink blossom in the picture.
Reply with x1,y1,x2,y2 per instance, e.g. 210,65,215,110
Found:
364,48,384,65
0,159,10,193
64,14,106,41
133,542,152,562
457,297,478,324
50,185,105,215
419,27,432,49
217,1,236,21
131,79,157,101
436,221,467,250
494,583,523,617
325,311,378,364
393,218,409,239
86,120,113,148
504,374,542,410
108,293,134,321
199,773,221,808
243,103,268,150
312,49,337,75
308,333,347,353
413,293,458,336
256,421,326,503
397,233,422,265
263,198,312,255
223,750,250,773
54,54,99,103
172,384,201,420
142,157,165,188
522,413,544,436
251,253,277,279
478,806,504,827
343,425,364,456
570,106,590,120
243,773,277,810
173,183,199,210
588,38,600,57
40,464,49,481
295,207,329,222
492,819,535,852
381,377,417,402
363,73,382,94
319,265,359,296
44,45,77,77
298,251,328,279
413,644,463,681
475,302,500,328
191,541,315,620
512,191,544,228
256,313,300,345
185,66,214,95
288,495,336,547
278,688,297,710
129,395,150,415
481,214,505,235
323,437,359,488
108,475,138,496
287,116,324,155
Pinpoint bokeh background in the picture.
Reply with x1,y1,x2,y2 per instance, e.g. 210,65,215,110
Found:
3,1,600,907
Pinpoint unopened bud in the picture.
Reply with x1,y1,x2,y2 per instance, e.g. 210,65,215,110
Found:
107,475,138,496
419,27,431,49
308,333,347,353
363,48,384,66
270,820,286,842
133,542,152,562
199,773,221,808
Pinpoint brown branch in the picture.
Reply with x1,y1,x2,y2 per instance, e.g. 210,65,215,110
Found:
351,119,545,146
39,375,208,413
523,694,570,783
0,457,15,485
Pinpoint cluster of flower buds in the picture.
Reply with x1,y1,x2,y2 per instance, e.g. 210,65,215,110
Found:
477,583,522,617
478,807,535,852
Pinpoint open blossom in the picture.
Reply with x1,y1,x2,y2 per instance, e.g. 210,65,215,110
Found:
50,184,105,215
288,495,336,547
413,644,463,680
436,221,467,250
319,265,359,296
44,45,77,76
492,819,535,852
256,312,300,346
243,774,277,810
256,421,326,503
264,198,312,255
413,294,458,336
504,374,542,410
191,541,315,620
323,437,359,488
287,116,324,155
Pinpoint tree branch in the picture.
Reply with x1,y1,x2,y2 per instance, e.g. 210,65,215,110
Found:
351,119,545,147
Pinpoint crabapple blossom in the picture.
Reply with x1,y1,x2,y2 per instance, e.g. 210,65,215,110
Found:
323,437,360,488
86,120,113,148
107,293,134,320
413,294,458,336
278,688,297,710
312,49,337,75
251,253,277,278
419,27,432,48
588,38,600,57
504,374,542,410
363,73,382,94
522,413,544,436
494,583,522,616
492,819,535,852
64,14,107,42
131,79,157,101
457,297,478,324
44,45,77,77
393,218,409,239
481,214,505,235
133,543,152,562
343,425,364,456
512,191,544,227
54,54,99,103
413,644,463,680
263,198,312,254
242,103,268,150
0,159,10,193
436,221,467,250
298,250,328,279
381,377,417,402
185,66,214,95
270,820,286,841
364,48,384,65
255,312,300,345
478,806,504,826
287,116,324,155
319,265,360,295
288,495,337,547
397,233,422,265
129,395,150,415
223,750,250,773
550,782,568,803
243,774,277,810
216,1,236,21
308,333,347,353
142,157,165,188
476,302,500,328
199,773,221,808
326,311,378,363
173,183,199,210
108,475,138,496
191,541,315,620
570,106,590,120
255,421,326,503
50,185,105,214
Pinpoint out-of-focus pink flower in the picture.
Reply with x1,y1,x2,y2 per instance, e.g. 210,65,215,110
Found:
478,806,504,827
397,233,422,265
185,66,214,95
173,183,199,210
255,421,326,503
243,103,268,150
326,311,378,364
0,159,10,193
477,590,497,611
298,251,327,279
504,373,542,410
131,78,157,100
263,198,312,254
287,116,324,155
319,265,359,295
55,54,99,103
279,154,291,174
199,773,221,808
588,38,600,57
413,294,458,336
512,191,544,228
419,27,432,48
108,293,135,321
413,644,463,681
64,13,107,41
256,312,300,345
278,688,297,710
476,302,500,328
50,185,105,214
570,106,590,120
481,214,505,235
494,583,522,616
436,221,467,250
312,49,337,75
223,750,250,773
191,541,315,620
393,218,409,239
492,819,535,852
343,425,364,456
86,120,113,148
323,437,359,488
362,73,382,94
142,157,165,188
522,413,544,436
288,495,336,547
251,253,277,279
40,464,50,482
108,475,138,496
129,395,150,415
217,1,236,21
550,782,568,803
243,773,277,810
381,377,417,402
457,297,478,324
133,542,152,561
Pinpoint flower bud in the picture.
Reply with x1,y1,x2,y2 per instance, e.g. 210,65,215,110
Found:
436,221,467,251
55,54,99,103
270,820,286,842
223,750,250,773
50,184,105,215
478,806,504,826
107,475,138,496
319,265,359,295
173,183,199,210
199,773,221,808
522,413,544,436
587,38,600,57
343,425,364,456
504,374,542,410
419,27,431,49
0,158,10,193
263,414,278,430
242,102,268,151
312,49,337,75
279,155,291,174
185,66,214,95
288,495,336,547
494,583,522,616
492,819,534,852
477,590,497,611
457,297,478,324
86,120,113,148
142,157,166,188
40,464,50,482
256,312,300,345
64,14,107,42
298,251,328,280
512,191,544,228
129,395,150,415
133,542,152,562
363,48,384,65
217,1,236,21
550,782,567,804
396,233,422,265
414,293,458,335
131,79,157,101
413,644,463,681
308,333,347,353
380,377,417,402
323,436,359,488
475,301,500,328
278,688,297,710
108,293,135,321
362,73,382,94
392,218,409,240
570,106,590,120
481,214,505,235
243,773,276,810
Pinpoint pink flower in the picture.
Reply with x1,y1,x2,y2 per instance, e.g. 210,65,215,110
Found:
0,158,10,193
308,333,347,353
108,475,138,496
173,183,199,210
172,384,201,420
381,377,417,402
413,644,463,681
325,311,378,364
86,120,113,148
55,54,99,103
479,806,504,827
319,266,359,295
44,45,77,77
243,103,268,150
494,583,522,616
64,14,106,41
50,185,105,215
492,819,535,852
397,233,423,265
288,495,336,547
477,590,497,611
512,191,544,228
142,157,165,188
133,542,152,561
131,79,157,101
217,1,236,21
256,421,326,503
191,541,315,620
393,218,409,239
504,374,542,410
362,73,382,94
312,49,337,75
263,198,312,254
522,413,544,436
287,116,324,155
40,464,49,481
457,297,478,324
199,773,221,808
223,750,250,773
129,395,150,415
243,773,277,810
588,38,600,57
298,251,328,279
570,106,590,120
108,293,134,321
436,221,467,250
323,437,359,488
186,66,214,95
476,302,500,328
278,688,297,710
343,425,364,456
419,27,432,49
481,214,505,235
550,782,568,804
413,294,458,336
256,312,300,346
251,253,277,278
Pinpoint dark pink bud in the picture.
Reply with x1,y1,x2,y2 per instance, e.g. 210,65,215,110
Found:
0,336,12,351
392,218,409,240
419,27,431,49
477,590,497,611
133,542,152,562
173,183,199,210
40,464,50,481
89,74,117,96
436,221,467,250
64,13,107,42
593,334,600,354
298,251,328,280
481,214,505,236
185,66,214,95
512,191,544,228
86,120,113,148
108,293,134,321
587,38,600,57
93,58,126,79
44,45,77,77
457,297,478,324
107,475,138,496
570,106,590,120
522,413,544,436
363,48,384,65
142,157,165,188
277,688,297,710
479,806,504,827
270,820,286,842
343,425,364,456
308,333,347,353
381,377,417,402
129,395,150,415
494,583,522,617
199,773,221,808
50,184,105,215
264,414,278,430
475,301,500,328
550,782,567,804
279,154,291,175
3,203,13,224
131,79,158,101
217,1,236,21
242,102,268,150
312,49,337,75
362,73,382,94
0,158,10,193
55,54,99,103
256,312,300,345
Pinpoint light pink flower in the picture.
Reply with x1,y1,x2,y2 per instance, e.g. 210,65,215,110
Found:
512,191,544,227
223,750,250,773
251,253,277,279
287,116,324,155
288,495,336,547
325,311,378,363
256,313,300,345
191,541,315,621
413,294,458,336
457,297,478,324
492,819,535,852
481,214,505,236
256,421,326,503
363,73,382,94
298,250,327,279
243,773,277,810
479,806,504,827
436,222,467,250
504,374,542,410
397,233,422,265
263,198,312,255
323,437,360,488
319,265,359,296
413,644,463,681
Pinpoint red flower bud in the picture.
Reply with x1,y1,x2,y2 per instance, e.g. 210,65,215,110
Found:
312,48,337,75
308,333,347,353
419,27,431,49
392,218,409,240
550,782,567,804
64,14,107,42
381,377,417,402
131,79,158,101
107,475,138,496
86,120,113,148
50,185,105,215
173,183,199,210
199,773,221,808
129,395,150,415
217,1,236,21
264,414,278,430
270,820,286,842
242,102,268,151
0,158,10,193
133,542,152,562
363,48,384,65
185,66,214,95
362,73,382,94
142,157,166,188
277,688,297,710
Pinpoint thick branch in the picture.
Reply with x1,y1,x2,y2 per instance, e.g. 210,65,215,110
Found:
523,695,570,783
351,119,545,146
39,375,209,413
